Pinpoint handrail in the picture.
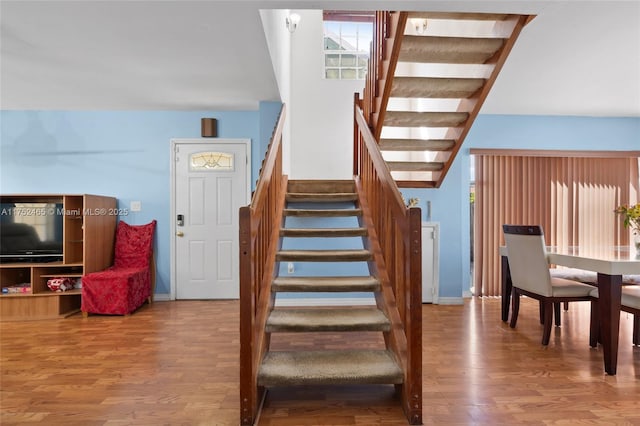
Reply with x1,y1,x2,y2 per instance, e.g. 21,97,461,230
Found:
353,95,422,424
362,11,407,138
239,104,287,426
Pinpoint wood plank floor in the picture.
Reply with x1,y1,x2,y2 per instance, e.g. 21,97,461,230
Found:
1,297,638,425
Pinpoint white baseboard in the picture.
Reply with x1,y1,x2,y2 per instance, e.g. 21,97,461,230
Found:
153,293,172,302
275,297,376,307
463,289,473,298
153,294,465,306
436,297,464,305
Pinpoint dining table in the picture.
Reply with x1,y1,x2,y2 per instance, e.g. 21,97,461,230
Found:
500,245,640,375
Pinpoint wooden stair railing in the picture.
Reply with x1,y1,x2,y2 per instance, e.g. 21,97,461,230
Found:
354,94,423,424
363,11,407,135
239,104,287,426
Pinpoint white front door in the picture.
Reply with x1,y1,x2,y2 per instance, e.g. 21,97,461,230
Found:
172,140,250,299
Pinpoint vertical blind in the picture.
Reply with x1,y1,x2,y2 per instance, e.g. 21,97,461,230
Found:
474,154,639,297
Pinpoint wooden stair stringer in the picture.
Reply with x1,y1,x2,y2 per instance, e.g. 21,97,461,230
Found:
434,14,531,188
353,176,419,421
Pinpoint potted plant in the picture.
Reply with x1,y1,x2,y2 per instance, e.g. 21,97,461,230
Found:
614,203,640,255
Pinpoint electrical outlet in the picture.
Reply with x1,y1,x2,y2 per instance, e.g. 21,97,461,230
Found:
130,201,142,212
287,262,294,274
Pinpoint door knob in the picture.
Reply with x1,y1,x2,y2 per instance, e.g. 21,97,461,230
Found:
176,231,184,237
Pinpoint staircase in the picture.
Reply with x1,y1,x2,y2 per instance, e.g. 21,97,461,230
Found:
240,103,422,424
259,179,403,389
363,11,533,188
240,9,534,424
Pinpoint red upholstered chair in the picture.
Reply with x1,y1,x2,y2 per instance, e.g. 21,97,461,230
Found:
81,220,156,316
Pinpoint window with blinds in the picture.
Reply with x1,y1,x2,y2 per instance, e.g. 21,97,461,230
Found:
472,151,640,297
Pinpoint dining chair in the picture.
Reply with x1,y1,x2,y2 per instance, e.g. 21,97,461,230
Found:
589,286,640,347
503,224,595,345
549,273,639,326
548,267,597,326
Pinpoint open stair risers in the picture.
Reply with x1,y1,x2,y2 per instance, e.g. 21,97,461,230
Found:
367,11,531,188
257,179,407,416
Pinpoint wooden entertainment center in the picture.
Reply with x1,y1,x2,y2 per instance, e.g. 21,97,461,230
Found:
0,194,116,321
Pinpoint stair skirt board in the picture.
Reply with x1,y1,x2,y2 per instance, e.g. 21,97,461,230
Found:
258,350,403,387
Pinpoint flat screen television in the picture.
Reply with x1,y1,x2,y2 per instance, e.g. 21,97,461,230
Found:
0,202,64,263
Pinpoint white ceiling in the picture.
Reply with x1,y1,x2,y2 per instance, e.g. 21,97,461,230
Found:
1,0,639,116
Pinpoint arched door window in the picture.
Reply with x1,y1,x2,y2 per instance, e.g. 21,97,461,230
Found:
190,151,234,171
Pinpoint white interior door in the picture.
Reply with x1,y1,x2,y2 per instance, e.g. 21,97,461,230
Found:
172,140,249,299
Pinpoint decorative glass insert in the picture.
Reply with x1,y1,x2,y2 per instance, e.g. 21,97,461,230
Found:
190,151,234,171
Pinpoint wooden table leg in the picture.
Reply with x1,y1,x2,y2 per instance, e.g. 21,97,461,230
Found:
597,272,622,376
501,255,512,322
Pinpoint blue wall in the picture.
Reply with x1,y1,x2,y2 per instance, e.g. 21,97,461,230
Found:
402,115,640,300
0,103,282,295
1,111,637,300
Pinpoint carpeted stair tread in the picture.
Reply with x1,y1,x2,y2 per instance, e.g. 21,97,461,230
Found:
266,308,390,332
258,350,403,386
287,180,355,194
276,249,372,262
390,76,485,99
387,161,444,172
379,138,455,152
398,35,505,64
383,111,469,128
286,192,358,203
280,227,368,237
284,208,362,217
272,276,380,292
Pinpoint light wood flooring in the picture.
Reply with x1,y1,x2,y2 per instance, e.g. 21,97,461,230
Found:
1,297,638,425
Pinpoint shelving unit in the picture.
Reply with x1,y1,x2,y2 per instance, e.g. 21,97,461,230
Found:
0,194,116,321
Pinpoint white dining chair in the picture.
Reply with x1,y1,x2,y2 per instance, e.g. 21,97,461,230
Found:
503,225,595,345
589,286,640,347
549,272,639,325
